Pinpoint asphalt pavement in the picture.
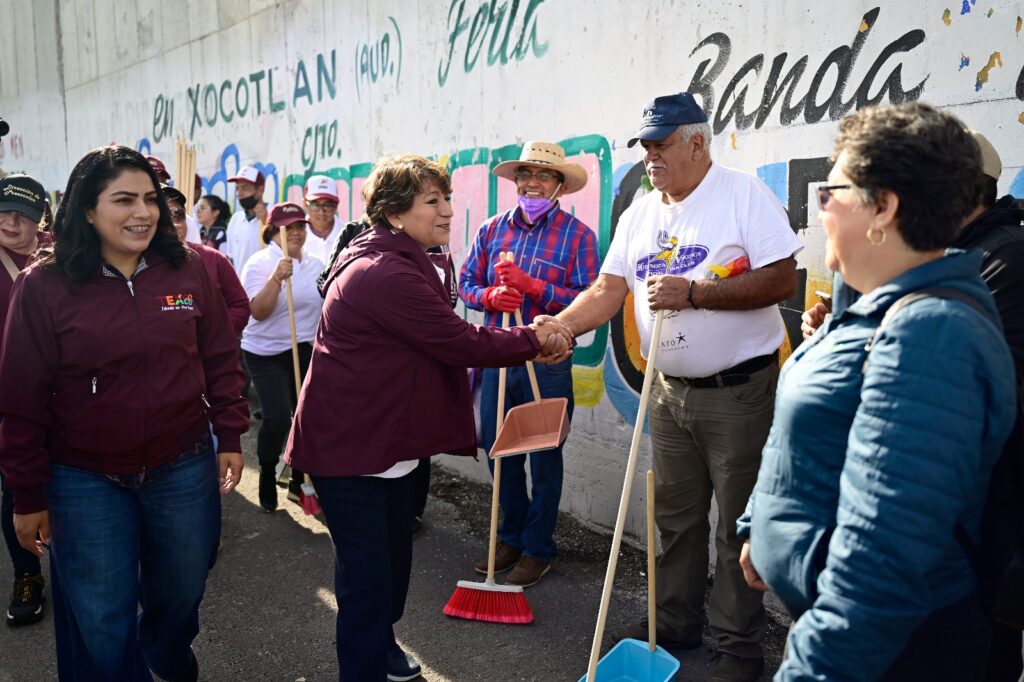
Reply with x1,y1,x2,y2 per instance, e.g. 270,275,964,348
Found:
0,423,786,681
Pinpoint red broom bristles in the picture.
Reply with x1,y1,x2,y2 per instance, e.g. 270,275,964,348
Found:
443,581,534,624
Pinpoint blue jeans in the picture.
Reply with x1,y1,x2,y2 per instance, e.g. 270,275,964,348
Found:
312,471,415,682
46,438,220,681
1,473,42,578
480,358,574,562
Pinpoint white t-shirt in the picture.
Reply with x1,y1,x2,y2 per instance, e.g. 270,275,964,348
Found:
601,163,803,378
185,215,202,243
303,218,343,266
239,242,325,355
224,211,262,274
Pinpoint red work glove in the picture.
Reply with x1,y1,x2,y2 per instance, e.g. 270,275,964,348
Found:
494,259,546,299
482,286,524,313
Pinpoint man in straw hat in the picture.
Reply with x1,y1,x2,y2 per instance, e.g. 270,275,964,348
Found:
459,140,599,588
548,92,802,681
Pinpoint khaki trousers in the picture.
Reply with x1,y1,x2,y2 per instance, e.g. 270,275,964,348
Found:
647,362,777,659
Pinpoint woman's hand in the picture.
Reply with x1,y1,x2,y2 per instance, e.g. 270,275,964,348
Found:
739,540,768,592
801,302,830,340
14,511,50,557
271,256,293,284
218,452,244,494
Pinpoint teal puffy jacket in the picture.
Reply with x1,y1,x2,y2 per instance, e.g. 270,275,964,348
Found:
737,250,1016,681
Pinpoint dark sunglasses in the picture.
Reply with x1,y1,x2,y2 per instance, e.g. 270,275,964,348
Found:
816,184,852,211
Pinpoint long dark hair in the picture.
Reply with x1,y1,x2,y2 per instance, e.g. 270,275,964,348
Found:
201,194,232,227
38,145,186,283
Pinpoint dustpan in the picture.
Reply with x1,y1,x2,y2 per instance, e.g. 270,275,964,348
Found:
577,639,679,682
488,258,571,459
579,468,680,682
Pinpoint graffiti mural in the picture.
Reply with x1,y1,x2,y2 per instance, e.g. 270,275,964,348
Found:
4,0,1024,521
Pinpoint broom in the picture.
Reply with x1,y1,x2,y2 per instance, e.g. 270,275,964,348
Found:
443,298,533,624
283,262,320,517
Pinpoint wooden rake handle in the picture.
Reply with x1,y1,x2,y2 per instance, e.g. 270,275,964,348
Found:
486,306,511,583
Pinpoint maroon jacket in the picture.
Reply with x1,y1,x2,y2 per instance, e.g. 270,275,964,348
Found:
187,241,250,336
285,226,541,477
0,249,249,513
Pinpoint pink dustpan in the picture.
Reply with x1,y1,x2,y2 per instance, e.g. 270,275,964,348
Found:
489,397,570,458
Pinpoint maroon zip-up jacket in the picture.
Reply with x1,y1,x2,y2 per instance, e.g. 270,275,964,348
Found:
187,241,250,336
0,248,248,514
285,225,540,477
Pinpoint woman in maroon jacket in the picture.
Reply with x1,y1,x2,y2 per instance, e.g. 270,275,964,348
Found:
0,146,248,681
285,155,570,681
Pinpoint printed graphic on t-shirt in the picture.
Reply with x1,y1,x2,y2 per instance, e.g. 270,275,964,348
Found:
634,230,708,281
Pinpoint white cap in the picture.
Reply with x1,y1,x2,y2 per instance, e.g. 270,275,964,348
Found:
968,130,1001,181
227,165,265,185
304,175,339,202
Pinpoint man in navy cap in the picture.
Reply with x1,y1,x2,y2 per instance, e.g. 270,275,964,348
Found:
547,92,801,681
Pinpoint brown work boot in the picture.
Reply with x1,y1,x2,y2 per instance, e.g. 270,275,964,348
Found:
473,543,522,575
709,652,764,682
505,555,550,587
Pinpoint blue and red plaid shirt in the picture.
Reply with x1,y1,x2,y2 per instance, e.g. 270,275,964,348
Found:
459,204,599,327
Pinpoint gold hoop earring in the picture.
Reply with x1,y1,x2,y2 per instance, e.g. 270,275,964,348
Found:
866,225,886,246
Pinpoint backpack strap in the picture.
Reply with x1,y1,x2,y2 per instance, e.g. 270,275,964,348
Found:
0,248,19,282
862,286,1000,579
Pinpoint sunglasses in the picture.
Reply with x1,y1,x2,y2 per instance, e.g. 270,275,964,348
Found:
307,202,338,213
816,184,852,211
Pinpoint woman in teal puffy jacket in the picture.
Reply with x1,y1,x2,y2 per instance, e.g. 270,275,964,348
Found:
736,102,1017,681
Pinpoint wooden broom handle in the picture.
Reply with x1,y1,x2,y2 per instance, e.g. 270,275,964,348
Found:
487,306,511,583
284,268,302,396
586,309,665,681
647,469,656,653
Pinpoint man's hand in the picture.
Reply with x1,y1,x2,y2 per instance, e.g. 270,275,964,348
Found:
482,286,524,313
530,317,572,364
252,202,268,225
801,302,830,340
647,275,692,311
14,511,49,557
218,452,244,494
739,540,768,592
494,260,545,299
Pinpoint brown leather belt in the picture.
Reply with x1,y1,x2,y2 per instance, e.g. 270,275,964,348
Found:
666,351,778,388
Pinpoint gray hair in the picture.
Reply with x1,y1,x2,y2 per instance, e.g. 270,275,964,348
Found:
678,122,712,146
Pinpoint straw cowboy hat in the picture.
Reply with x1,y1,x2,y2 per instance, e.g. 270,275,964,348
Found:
492,141,588,194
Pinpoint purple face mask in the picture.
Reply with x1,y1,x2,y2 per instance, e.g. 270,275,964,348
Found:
517,183,562,223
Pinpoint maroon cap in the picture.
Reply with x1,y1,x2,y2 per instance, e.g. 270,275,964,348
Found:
227,166,265,186
146,156,170,182
266,201,310,228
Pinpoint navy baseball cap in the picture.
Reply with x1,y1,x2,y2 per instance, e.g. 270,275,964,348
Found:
627,92,709,148
0,173,46,223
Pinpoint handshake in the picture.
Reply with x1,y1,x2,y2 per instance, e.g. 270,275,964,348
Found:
528,315,575,364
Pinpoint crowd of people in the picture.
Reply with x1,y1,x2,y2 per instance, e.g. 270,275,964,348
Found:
0,93,1020,682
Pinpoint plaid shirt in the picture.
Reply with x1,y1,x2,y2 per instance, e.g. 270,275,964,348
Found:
459,205,599,326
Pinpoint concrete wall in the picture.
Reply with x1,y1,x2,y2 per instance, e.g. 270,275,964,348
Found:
2,0,1023,542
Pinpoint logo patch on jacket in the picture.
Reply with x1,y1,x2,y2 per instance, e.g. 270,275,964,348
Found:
160,293,195,311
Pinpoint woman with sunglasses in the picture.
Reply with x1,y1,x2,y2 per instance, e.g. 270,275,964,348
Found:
0,145,247,680
736,103,1016,680
239,202,323,512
